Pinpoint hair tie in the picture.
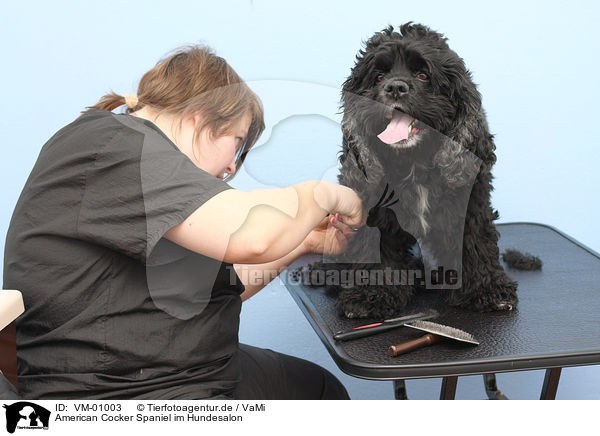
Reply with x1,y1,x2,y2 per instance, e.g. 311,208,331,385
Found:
124,94,139,109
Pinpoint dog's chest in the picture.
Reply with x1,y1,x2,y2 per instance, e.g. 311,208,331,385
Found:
414,184,430,234
394,176,431,237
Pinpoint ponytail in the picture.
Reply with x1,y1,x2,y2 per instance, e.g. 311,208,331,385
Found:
85,91,141,112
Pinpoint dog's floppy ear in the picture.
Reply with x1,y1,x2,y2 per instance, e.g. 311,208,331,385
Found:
443,59,497,166
444,57,481,116
342,54,373,94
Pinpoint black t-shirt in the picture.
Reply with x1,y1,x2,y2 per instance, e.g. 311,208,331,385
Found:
3,109,245,399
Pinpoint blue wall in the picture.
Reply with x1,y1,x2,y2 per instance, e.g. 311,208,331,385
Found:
2,0,599,285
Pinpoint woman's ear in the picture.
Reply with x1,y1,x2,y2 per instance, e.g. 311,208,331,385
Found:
193,113,203,127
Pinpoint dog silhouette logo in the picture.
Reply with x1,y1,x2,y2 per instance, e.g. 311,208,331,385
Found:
3,402,50,433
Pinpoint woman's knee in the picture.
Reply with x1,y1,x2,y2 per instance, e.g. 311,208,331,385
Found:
318,366,350,400
236,344,349,400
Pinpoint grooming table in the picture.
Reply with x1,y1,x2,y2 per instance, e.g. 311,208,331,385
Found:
282,223,600,399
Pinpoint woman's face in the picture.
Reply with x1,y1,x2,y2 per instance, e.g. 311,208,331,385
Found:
132,108,251,180
191,114,251,180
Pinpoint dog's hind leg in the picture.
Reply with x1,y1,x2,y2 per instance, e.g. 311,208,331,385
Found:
447,212,518,311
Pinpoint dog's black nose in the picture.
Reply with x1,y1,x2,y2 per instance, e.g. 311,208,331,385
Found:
384,80,409,98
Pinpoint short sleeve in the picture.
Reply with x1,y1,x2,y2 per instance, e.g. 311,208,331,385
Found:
76,113,233,264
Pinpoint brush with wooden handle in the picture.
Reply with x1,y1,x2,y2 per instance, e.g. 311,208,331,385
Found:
388,320,479,357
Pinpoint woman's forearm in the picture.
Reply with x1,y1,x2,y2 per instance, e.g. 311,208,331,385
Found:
235,241,309,301
165,180,336,265
230,180,335,263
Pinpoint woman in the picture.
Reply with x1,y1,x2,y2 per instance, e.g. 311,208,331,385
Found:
3,45,363,399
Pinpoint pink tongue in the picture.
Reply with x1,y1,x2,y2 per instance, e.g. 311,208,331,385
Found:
377,112,413,144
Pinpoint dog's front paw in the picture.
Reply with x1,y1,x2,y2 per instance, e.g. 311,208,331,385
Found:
336,290,375,318
342,304,371,319
336,286,413,319
486,273,518,311
450,293,517,312
491,300,516,311
366,183,402,234
367,207,403,235
338,297,394,319
474,283,518,312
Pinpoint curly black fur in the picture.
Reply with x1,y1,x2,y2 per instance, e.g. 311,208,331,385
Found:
502,249,542,271
302,23,524,318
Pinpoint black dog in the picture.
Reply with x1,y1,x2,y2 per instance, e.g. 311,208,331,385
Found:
301,23,539,318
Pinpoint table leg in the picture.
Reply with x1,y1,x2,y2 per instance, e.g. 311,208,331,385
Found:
484,373,508,400
440,376,458,400
393,379,408,400
540,367,562,400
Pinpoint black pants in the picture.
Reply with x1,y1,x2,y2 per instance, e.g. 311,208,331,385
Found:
10,345,349,400
233,344,350,400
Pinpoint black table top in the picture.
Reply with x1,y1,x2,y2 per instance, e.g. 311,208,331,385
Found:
282,223,600,380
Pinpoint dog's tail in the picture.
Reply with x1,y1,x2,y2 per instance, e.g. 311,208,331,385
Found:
501,249,542,271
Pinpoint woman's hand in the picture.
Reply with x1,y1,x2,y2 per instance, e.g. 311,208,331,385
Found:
331,184,364,230
301,212,357,255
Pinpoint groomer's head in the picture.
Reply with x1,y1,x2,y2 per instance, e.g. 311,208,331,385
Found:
88,45,265,181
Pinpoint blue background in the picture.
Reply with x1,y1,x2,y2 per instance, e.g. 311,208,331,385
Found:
2,0,599,399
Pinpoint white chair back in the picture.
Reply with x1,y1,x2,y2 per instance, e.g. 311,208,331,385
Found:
0,290,24,331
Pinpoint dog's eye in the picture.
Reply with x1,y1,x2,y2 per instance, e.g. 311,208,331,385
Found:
416,72,429,81
376,73,385,83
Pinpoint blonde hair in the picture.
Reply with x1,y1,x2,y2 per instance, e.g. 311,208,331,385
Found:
86,45,264,181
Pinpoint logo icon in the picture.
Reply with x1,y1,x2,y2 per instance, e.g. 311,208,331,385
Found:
3,402,51,433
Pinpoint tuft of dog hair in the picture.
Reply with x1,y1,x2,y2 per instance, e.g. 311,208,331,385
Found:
502,249,542,271
301,23,540,319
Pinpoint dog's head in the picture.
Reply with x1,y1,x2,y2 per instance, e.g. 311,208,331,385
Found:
342,23,483,152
